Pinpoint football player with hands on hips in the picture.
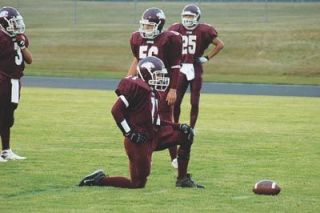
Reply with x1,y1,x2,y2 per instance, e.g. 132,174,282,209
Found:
79,56,204,189
0,6,33,162
168,4,224,133
127,8,183,169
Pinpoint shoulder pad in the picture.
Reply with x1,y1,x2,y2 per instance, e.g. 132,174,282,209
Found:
169,30,180,36
116,76,150,96
170,22,180,27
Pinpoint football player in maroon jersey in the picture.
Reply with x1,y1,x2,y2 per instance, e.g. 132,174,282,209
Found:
79,56,204,189
168,4,224,132
0,6,32,162
127,7,183,169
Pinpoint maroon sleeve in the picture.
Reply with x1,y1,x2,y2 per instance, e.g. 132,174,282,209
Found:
168,33,182,89
111,98,126,124
167,23,179,32
111,98,128,135
130,32,139,59
115,78,136,104
113,78,137,135
204,25,218,46
115,77,150,109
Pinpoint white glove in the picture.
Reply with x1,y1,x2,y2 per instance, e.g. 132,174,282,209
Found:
197,56,209,64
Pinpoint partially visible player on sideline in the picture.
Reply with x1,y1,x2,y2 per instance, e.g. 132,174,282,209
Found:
127,8,182,169
0,6,33,162
168,4,224,130
79,56,204,189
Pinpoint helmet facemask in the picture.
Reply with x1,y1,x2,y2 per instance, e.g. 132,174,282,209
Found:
137,61,170,92
181,13,199,30
139,19,161,39
148,70,170,91
2,15,25,36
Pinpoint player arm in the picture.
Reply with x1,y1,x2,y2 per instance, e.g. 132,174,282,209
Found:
111,97,131,135
168,34,182,90
111,93,148,144
165,35,182,105
22,48,33,64
16,34,33,64
127,57,138,76
206,37,224,60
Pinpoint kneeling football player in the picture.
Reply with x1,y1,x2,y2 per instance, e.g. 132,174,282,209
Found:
79,56,204,188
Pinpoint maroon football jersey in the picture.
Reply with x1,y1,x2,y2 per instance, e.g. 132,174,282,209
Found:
168,23,217,64
130,31,182,89
0,30,29,79
115,76,160,134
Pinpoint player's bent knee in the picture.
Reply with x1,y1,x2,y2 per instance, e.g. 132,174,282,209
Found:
131,178,147,188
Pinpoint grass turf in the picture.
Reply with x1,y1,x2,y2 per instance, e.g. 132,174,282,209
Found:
2,0,320,84
0,87,319,212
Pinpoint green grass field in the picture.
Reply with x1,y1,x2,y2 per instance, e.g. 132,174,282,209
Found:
2,0,320,84
1,87,319,212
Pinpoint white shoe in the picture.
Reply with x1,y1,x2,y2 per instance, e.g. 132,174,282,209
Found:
171,158,178,169
1,149,26,160
0,155,7,162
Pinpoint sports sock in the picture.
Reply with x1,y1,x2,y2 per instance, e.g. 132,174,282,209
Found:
1,127,10,150
168,146,177,161
190,107,199,128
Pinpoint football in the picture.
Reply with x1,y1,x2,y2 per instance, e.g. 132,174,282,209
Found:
253,180,281,195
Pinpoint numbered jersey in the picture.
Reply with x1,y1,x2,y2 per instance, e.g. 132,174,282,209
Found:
168,23,217,64
0,30,29,79
130,30,182,77
115,76,160,134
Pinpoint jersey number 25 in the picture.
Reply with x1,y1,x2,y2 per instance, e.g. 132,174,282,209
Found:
182,35,196,55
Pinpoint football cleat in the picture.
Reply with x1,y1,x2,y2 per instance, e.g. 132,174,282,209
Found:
0,155,8,162
78,169,106,186
1,149,26,160
176,174,205,188
171,158,178,169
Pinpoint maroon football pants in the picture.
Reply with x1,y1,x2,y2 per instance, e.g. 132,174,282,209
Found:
99,125,192,188
0,74,19,150
157,90,178,161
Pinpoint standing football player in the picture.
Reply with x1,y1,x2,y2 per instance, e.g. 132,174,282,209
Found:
79,56,204,189
127,8,182,169
0,6,33,162
168,4,224,130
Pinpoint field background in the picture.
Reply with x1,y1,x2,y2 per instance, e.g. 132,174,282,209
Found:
0,87,319,212
1,0,320,212
1,0,320,84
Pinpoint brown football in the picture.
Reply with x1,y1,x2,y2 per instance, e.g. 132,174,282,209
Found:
253,180,281,195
